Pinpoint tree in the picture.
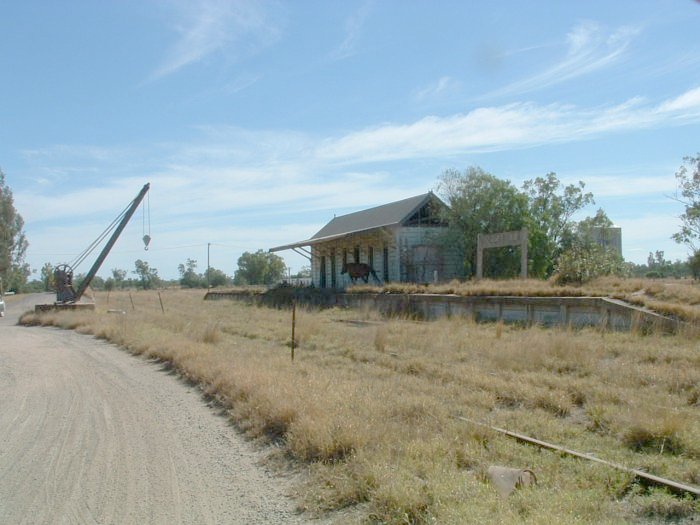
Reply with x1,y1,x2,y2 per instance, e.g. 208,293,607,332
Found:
0,169,29,291
573,208,613,245
553,209,626,285
41,262,55,291
111,268,127,289
133,259,160,290
523,173,594,278
437,167,529,278
178,258,203,288
205,267,231,288
689,251,700,279
292,265,311,278
233,250,286,285
671,154,700,251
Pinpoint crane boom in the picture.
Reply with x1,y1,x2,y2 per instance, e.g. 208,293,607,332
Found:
56,183,150,304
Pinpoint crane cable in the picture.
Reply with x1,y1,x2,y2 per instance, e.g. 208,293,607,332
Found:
68,186,151,269
68,202,131,270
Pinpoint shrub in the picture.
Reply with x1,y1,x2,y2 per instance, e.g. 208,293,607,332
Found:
553,244,627,285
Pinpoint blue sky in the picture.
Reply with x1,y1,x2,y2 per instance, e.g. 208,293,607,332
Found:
2,1,700,279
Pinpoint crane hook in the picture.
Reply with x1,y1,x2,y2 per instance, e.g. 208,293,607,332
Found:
143,234,151,251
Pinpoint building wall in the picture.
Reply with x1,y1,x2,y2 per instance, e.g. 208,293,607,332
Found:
590,227,622,254
311,228,398,288
310,226,460,288
397,226,461,283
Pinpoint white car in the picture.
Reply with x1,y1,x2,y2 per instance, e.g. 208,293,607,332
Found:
0,295,5,317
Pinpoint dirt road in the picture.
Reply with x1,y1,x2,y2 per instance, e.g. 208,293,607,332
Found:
0,295,307,524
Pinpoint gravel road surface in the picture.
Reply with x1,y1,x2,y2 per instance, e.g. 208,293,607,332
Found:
0,294,307,524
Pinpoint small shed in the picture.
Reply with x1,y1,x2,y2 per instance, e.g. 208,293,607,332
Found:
270,192,461,288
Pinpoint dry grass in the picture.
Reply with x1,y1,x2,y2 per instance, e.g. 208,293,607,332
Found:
20,289,700,524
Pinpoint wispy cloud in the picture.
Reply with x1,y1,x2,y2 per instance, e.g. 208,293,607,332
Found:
658,86,700,113
329,0,374,61
315,85,700,164
20,85,700,208
485,21,640,99
149,0,280,81
17,84,700,272
413,76,461,102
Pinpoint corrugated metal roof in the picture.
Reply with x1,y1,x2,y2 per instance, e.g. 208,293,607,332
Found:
311,193,432,239
269,192,439,252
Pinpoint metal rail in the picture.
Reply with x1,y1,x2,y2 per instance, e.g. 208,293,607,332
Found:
454,415,700,498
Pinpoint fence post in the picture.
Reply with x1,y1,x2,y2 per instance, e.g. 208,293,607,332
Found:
291,300,297,362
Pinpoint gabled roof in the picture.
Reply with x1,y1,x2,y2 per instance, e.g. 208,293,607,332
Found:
312,193,433,239
269,192,443,252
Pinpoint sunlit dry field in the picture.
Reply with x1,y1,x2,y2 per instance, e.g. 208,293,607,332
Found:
22,288,700,524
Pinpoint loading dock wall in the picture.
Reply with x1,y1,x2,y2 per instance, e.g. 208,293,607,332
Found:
205,291,679,333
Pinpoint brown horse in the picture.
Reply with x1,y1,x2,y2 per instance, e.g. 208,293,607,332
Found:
341,262,381,284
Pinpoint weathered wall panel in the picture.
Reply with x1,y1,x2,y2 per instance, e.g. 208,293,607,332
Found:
206,291,679,333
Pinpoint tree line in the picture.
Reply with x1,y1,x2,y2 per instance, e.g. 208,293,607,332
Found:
435,160,699,282
28,250,290,293
2,156,700,293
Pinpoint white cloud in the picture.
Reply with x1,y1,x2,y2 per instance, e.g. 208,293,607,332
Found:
658,86,700,113
20,86,700,198
19,85,700,224
486,21,640,99
329,0,374,61
557,168,676,198
616,213,689,264
315,85,700,164
413,76,461,102
18,84,700,275
222,72,261,94
149,0,280,81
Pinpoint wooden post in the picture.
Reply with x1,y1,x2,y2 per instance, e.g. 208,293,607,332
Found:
476,233,484,279
158,292,165,313
520,227,528,279
559,304,568,327
476,229,527,280
129,293,135,311
291,300,296,362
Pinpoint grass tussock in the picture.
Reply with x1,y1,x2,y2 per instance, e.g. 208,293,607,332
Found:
21,288,700,524
632,489,699,521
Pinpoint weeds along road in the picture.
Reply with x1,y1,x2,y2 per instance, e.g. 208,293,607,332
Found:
0,294,305,525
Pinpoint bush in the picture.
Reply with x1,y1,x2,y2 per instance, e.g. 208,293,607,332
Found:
553,244,627,285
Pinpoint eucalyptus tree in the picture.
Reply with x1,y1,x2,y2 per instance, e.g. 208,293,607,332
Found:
523,172,594,277
0,169,29,291
672,154,700,251
437,167,529,278
233,250,286,285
